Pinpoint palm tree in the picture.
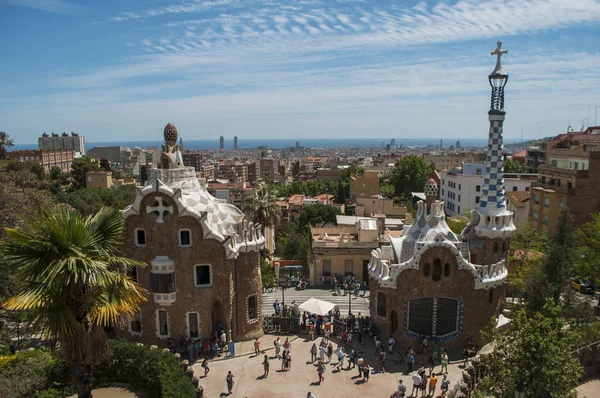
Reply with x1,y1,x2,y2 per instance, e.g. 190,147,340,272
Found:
0,131,15,160
244,183,282,231
1,206,147,398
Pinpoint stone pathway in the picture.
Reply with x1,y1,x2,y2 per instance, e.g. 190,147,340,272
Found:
194,333,466,398
577,378,600,398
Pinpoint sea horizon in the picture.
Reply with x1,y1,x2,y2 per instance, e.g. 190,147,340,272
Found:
11,137,530,151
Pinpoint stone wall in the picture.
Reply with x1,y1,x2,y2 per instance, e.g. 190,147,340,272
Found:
369,245,504,349
233,250,264,341
119,192,262,345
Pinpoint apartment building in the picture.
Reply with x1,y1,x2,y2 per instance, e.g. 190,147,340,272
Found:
528,127,600,237
38,132,86,156
6,149,74,174
349,171,380,201
440,161,535,216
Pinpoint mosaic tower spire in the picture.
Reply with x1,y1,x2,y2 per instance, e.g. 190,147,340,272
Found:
472,41,515,239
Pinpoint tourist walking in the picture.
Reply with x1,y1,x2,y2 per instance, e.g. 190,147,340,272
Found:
429,374,438,397
441,351,449,374
411,372,422,397
274,336,281,358
310,343,317,362
407,352,415,373
226,371,234,395
283,337,291,352
388,335,395,353
317,360,326,383
319,343,326,362
440,375,450,398
347,348,356,369
336,346,345,370
326,343,333,363
281,349,288,370
201,358,209,377
262,355,270,377
361,360,370,381
286,351,292,370
422,336,429,354
377,349,386,373
254,338,261,356
357,357,364,377
397,380,407,397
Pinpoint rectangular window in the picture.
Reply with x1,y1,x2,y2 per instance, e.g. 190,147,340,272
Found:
476,185,480,192
457,206,461,214
544,198,550,207
130,312,142,334
568,181,573,189
179,230,191,247
512,186,518,191
543,214,549,225
458,194,461,201
458,184,461,191
345,260,353,275
323,260,331,276
195,265,211,286
475,196,480,204
136,229,146,246
532,211,539,221
188,313,199,338
559,199,565,208
533,194,540,204
377,292,387,317
158,310,168,336
248,296,257,320
151,273,175,293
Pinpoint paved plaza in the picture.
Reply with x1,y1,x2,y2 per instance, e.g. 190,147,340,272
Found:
262,286,370,316
193,333,465,398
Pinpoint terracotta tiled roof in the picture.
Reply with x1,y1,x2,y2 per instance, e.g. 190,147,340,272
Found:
506,191,530,207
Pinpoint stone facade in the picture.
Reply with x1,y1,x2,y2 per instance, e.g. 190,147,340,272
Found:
118,123,264,346
368,48,514,349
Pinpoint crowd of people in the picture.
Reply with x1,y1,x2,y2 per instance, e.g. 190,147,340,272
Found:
323,273,369,298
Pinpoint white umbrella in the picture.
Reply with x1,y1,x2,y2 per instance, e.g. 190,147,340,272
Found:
299,297,336,316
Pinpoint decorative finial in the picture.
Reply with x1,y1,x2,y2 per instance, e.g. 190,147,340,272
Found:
490,40,508,75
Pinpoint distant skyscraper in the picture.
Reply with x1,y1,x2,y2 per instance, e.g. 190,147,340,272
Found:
38,132,86,155
390,138,396,146
234,136,238,150
456,140,461,149
219,136,224,150
295,141,299,149
440,139,443,149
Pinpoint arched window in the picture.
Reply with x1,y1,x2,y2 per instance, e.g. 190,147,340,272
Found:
377,292,387,317
444,263,450,277
432,259,442,281
493,242,499,253
502,241,507,252
424,263,431,277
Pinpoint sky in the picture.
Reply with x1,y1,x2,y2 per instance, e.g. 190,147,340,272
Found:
1,0,600,144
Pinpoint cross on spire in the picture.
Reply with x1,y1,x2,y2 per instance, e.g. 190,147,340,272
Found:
490,40,508,75
146,196,173,223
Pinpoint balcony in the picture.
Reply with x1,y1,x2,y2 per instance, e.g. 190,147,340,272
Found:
153,292,177,305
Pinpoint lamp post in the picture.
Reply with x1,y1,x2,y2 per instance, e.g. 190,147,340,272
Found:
348,285,352,315
279,277,291,307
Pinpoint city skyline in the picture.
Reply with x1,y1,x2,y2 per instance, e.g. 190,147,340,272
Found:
1,0,600,143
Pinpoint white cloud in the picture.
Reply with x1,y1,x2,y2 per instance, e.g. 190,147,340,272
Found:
1,0,85,15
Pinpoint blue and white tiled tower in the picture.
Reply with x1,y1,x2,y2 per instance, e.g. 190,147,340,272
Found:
467,41,516,244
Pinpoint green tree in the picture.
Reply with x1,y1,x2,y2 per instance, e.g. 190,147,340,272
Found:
55,185,137,216
380,184,395,199
504,158,526,173
336,182,346,204
478,302,581,398
49,166,62,180
446,215,469,235
1,206,147,398
244,184,281,232
139,165,149,185
71,157,100,190
260,257,276,288
575,213,600,286
296,203,340,231
0,131,14,160
389,155,435,196
99,158,111,172
340,165,364,183
544,209,576,303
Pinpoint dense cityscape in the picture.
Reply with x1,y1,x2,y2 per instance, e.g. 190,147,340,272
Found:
1,1,600,398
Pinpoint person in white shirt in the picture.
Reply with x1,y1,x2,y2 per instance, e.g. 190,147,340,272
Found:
412,372,423,397
388,336,395,353
307,392,317,398
397,380,407,397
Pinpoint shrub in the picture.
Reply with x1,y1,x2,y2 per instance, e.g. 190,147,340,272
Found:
0,349,59,398
93,340,195,398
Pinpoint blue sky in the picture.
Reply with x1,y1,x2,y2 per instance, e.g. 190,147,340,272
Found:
1,0,600,144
